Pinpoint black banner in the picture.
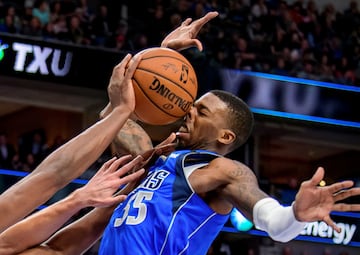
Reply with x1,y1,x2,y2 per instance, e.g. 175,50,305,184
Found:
0,33,126,90
220,69,360,128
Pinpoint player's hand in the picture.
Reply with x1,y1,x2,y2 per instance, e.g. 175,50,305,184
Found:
161,11,218,51
293,167,360,232
154,132,178,156
108,54,142,112
74,155,145,208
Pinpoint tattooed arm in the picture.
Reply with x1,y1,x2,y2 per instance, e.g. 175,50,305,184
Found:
189,157,268,219
100,103,153,156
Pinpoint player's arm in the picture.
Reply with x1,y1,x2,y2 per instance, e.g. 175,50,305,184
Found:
0,54,142,233
100,107,154,157
191,158,305,242
15,168,145,255
0,156,145,255
197,158,360,242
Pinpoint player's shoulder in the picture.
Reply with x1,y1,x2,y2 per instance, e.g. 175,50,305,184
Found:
209,157,246,167
208,157,253,176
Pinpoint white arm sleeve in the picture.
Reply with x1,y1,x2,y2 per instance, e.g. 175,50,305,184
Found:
253,197,306,242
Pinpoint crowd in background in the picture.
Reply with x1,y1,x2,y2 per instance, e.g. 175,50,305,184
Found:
0,0,359,85
0,2,359,254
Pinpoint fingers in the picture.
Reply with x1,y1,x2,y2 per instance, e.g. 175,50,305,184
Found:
328,180,355,198
114,155,144,177
112,194,128,204
113,54,132,74
182,39,202,51
333,187,360,202
124,53,142,80
106,155,133,173
158,132,177,147
309,167,325,186
195,11,219,27
192,39,202,51
100,157,117,172
181,18,192,27
118,168,145,185
322,215,341,233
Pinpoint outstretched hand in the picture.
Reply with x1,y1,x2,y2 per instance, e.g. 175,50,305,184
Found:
76,155,145,208
293,167,360,232
161,11,219,51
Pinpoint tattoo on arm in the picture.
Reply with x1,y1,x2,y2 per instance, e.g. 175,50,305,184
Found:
113,119,153,156
230,162,267,215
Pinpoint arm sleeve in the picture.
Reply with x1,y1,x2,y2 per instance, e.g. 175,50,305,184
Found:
253,197,306,242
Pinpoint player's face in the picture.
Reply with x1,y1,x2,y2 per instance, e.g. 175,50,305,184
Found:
176,92,228,151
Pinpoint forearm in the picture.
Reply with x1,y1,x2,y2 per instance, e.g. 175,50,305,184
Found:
100,103,153,157
0,107,131,232
0,192,84,255
38,106,132,183
253,197,306,242
112,119,153,157
42,205,114,255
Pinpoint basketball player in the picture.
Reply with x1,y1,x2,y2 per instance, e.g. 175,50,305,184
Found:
96,90,360,255
0,11,224,255
0,53,142,233
4,10,360,255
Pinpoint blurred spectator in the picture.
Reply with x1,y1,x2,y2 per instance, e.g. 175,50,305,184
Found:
0,132,16,170
21,152,36,172
22,16,42,37
251,0,268,18
66,14,90,44
49,1,62,23
0,14,17,33
91,4,113,47
32,0,50,27
11,153,23,171
19,130,48,166
0,5,22,33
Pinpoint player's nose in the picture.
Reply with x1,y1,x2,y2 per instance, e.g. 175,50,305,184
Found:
185,105,196,121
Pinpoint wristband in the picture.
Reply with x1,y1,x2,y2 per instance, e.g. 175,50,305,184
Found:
253,197,306,242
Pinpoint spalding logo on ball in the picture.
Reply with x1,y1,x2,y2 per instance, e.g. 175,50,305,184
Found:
132,47,198,125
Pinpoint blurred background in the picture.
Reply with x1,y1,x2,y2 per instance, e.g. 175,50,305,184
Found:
0,0,360,254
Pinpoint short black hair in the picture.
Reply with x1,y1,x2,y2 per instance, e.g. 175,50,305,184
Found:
210,90,254,152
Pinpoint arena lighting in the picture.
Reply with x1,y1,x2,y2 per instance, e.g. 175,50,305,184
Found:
240,71,360,92
251,108,360,129
230,208,253,232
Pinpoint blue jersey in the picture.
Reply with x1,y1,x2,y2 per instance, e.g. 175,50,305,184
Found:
99,150,230,255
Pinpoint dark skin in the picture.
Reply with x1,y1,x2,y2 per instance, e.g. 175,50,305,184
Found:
113,91,360,232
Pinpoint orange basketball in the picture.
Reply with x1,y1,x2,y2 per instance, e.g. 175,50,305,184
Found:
132,47,198,125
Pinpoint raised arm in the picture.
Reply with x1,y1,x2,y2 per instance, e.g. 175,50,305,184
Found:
0,155,145,255
103,12,219,157
0,53,142,233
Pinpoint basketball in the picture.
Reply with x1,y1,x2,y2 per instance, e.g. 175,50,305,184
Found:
132,47,198,125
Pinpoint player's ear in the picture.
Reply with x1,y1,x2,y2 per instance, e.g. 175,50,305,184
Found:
218,128,236,145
